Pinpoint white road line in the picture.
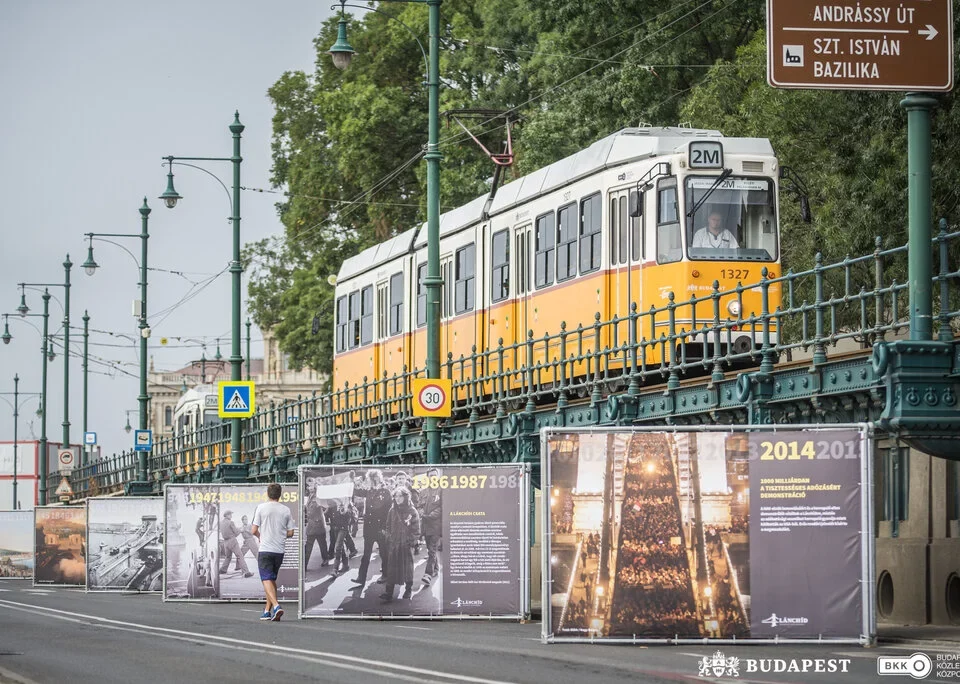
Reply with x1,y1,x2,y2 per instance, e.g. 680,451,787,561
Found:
0,599,516,684
0,663,42,684
395,625,432,631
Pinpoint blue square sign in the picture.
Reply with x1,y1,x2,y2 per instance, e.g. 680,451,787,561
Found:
218,381,256,418
134,429,153,452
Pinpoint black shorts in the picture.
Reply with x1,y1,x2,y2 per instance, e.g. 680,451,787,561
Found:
258,552,284,581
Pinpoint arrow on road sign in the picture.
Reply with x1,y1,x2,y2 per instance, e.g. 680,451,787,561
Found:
919,24,938,41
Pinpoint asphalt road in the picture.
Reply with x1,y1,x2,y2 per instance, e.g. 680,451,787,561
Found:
0,579,953,684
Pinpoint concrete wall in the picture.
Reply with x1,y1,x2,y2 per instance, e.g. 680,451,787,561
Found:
875,443,960,626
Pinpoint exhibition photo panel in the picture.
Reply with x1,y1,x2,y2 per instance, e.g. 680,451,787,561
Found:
543,427,870,642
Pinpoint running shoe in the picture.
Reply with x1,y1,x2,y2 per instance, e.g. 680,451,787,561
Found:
271,605,284,621
259,611,271,621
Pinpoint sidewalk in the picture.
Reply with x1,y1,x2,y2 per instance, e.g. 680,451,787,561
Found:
878,623,960,645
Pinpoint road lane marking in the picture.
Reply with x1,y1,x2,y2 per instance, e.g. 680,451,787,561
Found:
0,663,42,684
395,625,432,631
0,599,516,684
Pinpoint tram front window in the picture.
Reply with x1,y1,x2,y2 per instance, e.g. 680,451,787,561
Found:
685,177,777,261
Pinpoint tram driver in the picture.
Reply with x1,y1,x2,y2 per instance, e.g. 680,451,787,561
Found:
691,210,739,250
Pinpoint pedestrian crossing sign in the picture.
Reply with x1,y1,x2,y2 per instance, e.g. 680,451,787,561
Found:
218,380,256,418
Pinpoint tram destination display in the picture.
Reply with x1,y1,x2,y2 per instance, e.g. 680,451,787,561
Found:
86,497,164,592
299,464,530,619
163,483,300,601
541,426,872,643
0,510,34,579
34,505,87,586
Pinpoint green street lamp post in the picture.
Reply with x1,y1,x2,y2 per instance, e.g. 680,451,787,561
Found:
0,375,40,509
18,258,72,497
83,198,152,487
328,0,442,465
3,291,53,504
160,113,245,463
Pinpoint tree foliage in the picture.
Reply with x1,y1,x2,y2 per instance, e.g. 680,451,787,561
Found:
246,1,960,374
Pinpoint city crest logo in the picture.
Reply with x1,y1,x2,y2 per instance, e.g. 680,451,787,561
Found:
698,651,740,678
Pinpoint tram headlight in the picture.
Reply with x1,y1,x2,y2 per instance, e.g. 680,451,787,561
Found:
727,300,741,316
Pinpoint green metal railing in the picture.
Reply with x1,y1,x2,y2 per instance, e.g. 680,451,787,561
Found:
50,225,960,500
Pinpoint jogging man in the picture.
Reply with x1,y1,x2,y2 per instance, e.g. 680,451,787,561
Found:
251,483,295,621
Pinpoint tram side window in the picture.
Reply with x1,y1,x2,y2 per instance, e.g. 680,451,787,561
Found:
348,292,361,349
491,229,509,303
389,272,403,336
416,263,427,328
630,191,643,261
535,212,555,289
360,285,373,346
454,243,476,314
579,193,601,274
616,196,628,264
557,202,578,281
657,183,682,264
336,296,348,352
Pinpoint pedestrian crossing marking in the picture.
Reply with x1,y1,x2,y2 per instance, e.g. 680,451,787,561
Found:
226,390,248,410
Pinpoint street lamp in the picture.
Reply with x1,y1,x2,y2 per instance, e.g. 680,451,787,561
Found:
2,291,53,504
83,198,152,485
160,113,246,463
124,410,136,434
17,262,72,501
328,0,443,465
0,375,40,509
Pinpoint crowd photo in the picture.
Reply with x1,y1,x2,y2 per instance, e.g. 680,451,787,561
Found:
301,465,443,616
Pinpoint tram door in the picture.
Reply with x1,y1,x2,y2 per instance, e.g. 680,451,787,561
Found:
512,223,533,369
608,189,643,346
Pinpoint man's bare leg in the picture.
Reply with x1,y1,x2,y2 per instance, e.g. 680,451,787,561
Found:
263,579,278,613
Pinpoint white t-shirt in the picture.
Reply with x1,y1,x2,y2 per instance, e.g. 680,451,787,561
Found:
691,227,739,249
252,501,294,554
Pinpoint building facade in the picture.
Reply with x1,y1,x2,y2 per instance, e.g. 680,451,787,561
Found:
146,330,326,441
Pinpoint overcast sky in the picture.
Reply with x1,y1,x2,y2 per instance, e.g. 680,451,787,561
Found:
0,0,334,463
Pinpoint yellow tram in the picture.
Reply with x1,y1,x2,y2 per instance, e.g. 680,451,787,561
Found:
333,127,783,409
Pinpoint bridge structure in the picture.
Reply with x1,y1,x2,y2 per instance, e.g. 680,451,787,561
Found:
51,222,960,626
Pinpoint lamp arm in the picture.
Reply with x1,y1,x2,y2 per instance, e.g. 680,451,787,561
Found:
169,161,233,211
332,2,428,78
89,237,142,270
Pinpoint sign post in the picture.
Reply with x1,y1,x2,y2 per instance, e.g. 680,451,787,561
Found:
767,0,953,91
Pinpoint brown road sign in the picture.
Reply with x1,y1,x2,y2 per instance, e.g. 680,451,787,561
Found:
767,0,953,91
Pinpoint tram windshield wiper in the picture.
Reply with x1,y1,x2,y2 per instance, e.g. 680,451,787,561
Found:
686,168,733,217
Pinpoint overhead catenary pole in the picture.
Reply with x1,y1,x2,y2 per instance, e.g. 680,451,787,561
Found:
82,310,89,466
62,255,72,456
12,374,18,509
39,290,50,505
138,199,151,482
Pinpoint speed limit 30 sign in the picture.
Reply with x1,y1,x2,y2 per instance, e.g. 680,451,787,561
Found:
412,378,452,418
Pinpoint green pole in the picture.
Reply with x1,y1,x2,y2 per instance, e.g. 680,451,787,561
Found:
245,318,251,381
138,198,151,482
39,290,50,505
82,310,89,466
62,255,71,453
424,0,443,465
901,93,937,341
12,374,18,509
229,113,245,460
